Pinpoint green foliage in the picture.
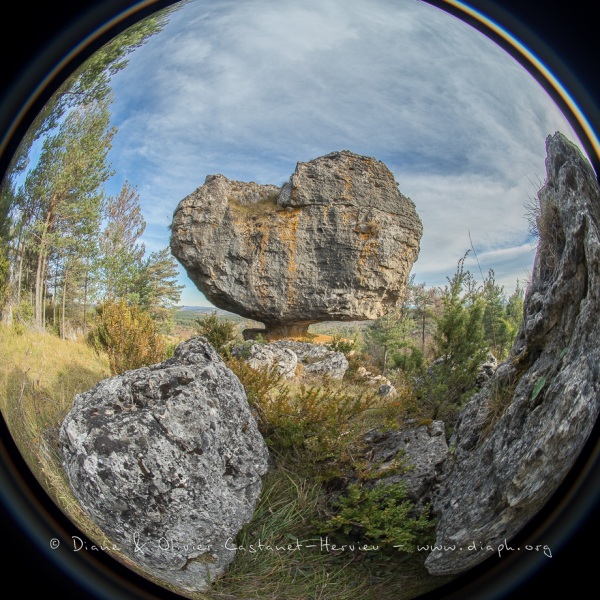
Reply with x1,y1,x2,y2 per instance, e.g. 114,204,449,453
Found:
418,254,487,423
364,308,416,373
481,271,523,360
137,247,183,333
97,182,146,303
10,300,34,334
89,299,166,375
138,247,183,309
2,5,179,332
227,356,284,408
210,466,442,600
194,310,237,355
326,332,356,355
321,482,435,551
391,345,424,375
230,356,378,480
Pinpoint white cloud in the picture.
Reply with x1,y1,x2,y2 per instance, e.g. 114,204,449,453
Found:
105,0,584,306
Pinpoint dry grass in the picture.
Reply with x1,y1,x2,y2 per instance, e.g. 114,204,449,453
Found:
206,467,448,600
0,324,450,599
0,325,123,551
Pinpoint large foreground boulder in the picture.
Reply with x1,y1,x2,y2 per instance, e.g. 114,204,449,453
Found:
170,151,422,339
59,338,269,593
425,132,600,575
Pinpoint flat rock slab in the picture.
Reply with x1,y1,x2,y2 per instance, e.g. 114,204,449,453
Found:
59,337,269,593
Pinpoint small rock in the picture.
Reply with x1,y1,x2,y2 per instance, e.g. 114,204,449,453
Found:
247,344,298,379
378,383,397,397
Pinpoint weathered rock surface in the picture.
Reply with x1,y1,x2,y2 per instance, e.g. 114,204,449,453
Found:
170,151,422,338
364,421,448,509
425,132,600,575
247,343,298,379
59,338,269,593
245,340,348,379
271,340,349,379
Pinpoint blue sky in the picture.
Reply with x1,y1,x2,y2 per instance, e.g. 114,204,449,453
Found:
104,0,584,307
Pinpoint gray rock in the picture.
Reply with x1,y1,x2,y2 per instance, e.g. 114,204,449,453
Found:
247,343,298,379
170,151,422,338
59,337,269,593
378,383,397,397
475,352,498,386
364,421,448,509
270,340,349,379
425,132,600,575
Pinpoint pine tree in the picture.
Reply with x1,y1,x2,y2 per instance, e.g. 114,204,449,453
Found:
97,182,146,303
419,254,487,423
22,99,115,329
138,247,184,333
0,5,177,318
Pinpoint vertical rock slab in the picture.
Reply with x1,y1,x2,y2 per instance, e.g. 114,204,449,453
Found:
59,338,269,593
170,151,422,338
425,132,600,575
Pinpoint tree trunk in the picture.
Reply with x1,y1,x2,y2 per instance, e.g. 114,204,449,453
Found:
16,236,24,304
61,264,68,340
34,239,45,328
34,202,55,329
83,268,89,334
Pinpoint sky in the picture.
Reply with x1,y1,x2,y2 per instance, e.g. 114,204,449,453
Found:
104,0,585,307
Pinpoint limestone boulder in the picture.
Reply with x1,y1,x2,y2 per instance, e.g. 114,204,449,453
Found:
170,151,422,338
247,343,298,379
270,340,349,379
59,337,269,593
425,132,600,576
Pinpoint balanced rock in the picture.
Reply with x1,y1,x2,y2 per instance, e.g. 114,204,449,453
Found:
425,132,600,575
170,151,422,339
59,338,269,593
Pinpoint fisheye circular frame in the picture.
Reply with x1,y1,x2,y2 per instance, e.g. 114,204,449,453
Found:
1,1,598,599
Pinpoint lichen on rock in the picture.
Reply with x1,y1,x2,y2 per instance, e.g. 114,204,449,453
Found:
424,132,600,576
59,337,269,593
170,151,422,339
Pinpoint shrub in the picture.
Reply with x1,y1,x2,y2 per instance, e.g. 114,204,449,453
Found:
12,300,34,334
326,333,356,355
320,482,435,551
194,310,237,355
417,255,487,424
228,357,379,480
89,299,166,375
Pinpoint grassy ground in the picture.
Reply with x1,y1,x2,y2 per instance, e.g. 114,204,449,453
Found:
0,324,451,599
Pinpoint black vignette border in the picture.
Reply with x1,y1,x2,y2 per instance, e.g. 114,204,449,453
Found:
1,1,599,599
